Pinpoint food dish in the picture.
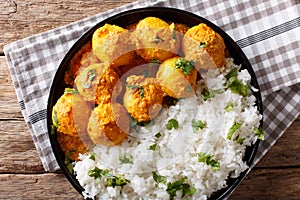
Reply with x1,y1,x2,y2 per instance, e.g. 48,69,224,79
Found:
47,7,263,200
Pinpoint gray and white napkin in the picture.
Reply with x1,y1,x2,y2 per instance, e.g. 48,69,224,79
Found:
4,0,300,173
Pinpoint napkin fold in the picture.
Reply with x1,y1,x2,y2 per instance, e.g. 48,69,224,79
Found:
4,0,300,173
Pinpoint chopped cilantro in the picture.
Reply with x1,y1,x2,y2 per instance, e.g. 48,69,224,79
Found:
88,167,129,187
226,76,249,97
152,171,165,184
126,83,145,98
166,177,196,199
51,125,57,135
65,88,79,94
149,143,158,151
52,108,59,127
129,116,151,127
174,58,195,75
155,132,162,138
198,152,220,171
166,119,179,130
199,42,207,48
253,127,265,140
224,68,238,80
89,153,96,161
65,150,75,174
119,154,133,164
202,89,223,101
225,102,234,112
234,136,246,145
192,119,206,133
227,122,242,140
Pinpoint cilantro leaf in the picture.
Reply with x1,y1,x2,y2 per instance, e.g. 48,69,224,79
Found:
192,119,206,133
224,102,234,112
224,68,238,80
198,152,220,171
253,127,265,140
226,76,249,97
155,132,162,138
174,58,195,75
119,154,133,164
227,122,242,140
166,119,179,130
126,83,145,98
149,143,158,151
166,177,195,199
152,171,165,184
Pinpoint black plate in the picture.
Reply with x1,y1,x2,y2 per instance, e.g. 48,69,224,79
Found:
47,7,263,200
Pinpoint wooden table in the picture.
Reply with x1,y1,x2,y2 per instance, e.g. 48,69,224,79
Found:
0,1,299,199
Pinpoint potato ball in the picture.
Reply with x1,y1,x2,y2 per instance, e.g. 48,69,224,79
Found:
57,131,89,161
131,17,180,62
74,64,121,104
156,56,197,98
92,24,135,67
87,102,129,146
182,23,226,69
64,41,100,86
123,75,164,122
52,88,92,143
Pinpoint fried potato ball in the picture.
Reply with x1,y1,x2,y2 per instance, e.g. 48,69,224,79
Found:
52,88,91,146
64,41,100,86
92,24,135,67
74,64,121,104
87,102,129,146
123,75,164,122
182,23,226,69
156,56,197,98
57,131,89,161
131,17,180,62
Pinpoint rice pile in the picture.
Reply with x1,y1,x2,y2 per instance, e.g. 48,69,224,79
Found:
73,58,262,200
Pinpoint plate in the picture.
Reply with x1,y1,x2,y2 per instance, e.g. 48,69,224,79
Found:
47,7,262,199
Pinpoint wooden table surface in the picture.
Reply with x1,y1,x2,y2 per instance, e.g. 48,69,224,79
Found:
0,1,299,199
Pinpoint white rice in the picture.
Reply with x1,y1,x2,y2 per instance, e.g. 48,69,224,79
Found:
73,58,262,200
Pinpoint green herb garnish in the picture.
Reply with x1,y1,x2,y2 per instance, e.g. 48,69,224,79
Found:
174,58,195,75
224,68,238,80
225,102,234,112
52,108,59,127
198,152,220,171
83,69,96,88
192,119,206,133
166,119,179,130
88,167,129,187
65,88,79,94
202,89,223,101
253,126,265,140
227,122,242,140
65,150,75,174
51,125,57,135
226,76,249,97
199,42,207,48
89,153,96,161
166,177,196,200
119,154,133,164
234,136,246,145
126,83,145,98
155,132,162,138
129,116,151,127
152,171,165,184
149,143,158,151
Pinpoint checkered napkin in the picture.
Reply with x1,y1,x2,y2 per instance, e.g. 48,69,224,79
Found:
4,0,300,173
